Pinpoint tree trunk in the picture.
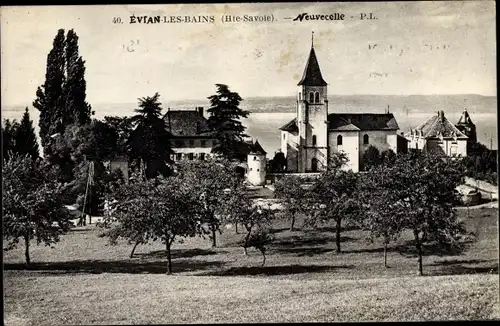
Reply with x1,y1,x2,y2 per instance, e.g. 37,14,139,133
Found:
211,224,217,248
383,242,388,268
243,230,252,256
166,240,172,275
130,241,140,258
261,251,266,267
290,215,296,231
335,218,342,253
24,234,31,267
414,229,424,276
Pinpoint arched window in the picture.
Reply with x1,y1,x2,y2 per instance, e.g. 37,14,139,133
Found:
314,92,320,103
309,92,314,103
363,134,369,145
311,158,318,172
337,135,343,146
312,135,317,146
298,92,302,101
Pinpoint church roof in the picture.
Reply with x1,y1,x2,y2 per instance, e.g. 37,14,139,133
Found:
279,118,299,132
328,113,399,131
164,109,213,137
412,111,468,139
456,109,474,126
249,140,267,155
297,46,328,86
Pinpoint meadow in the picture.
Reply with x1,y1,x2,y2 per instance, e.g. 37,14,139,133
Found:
3,206,499,324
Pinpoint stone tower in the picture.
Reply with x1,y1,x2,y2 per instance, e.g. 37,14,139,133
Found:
456,108,477,144
296,32,329,172
247,140,267,186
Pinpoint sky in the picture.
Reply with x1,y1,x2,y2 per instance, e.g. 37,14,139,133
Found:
1,2,496,107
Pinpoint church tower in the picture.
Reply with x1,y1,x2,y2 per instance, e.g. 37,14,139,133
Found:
296,32,329,172
456,108,477,143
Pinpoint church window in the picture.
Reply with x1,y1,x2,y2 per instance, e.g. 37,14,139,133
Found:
314,92,320,103
200,153,205,160
337,135,343,146
257,169,260,172
299,92,302,101
309,92,314,103
254,156,257,160
176,153,182,161
283,133,286,140
364,134,369,145
188,153,194,160
312,135,317,146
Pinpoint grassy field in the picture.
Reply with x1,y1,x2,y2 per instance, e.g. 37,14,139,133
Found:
3,207,499,324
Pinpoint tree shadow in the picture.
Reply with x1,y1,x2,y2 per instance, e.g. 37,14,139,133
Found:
272,235,353,248
271,247,335,256
269,227,290,234
3,258,225,275
429,259,499,276
199,264,355,277
136,248,223,259
309,225,360,233
396,239,476,258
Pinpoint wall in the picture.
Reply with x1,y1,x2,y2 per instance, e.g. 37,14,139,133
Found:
285,142,299,172
358,130,398,168
426,139,467,157
171,138,213,161
328,131,360,172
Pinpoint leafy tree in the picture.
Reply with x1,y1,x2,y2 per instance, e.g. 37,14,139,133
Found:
14,108,40,161
359,170,404,267
207,84,250,161
274,175,312,231
246,227,275,267
362,145,381,171
221,185,275,255
178,159,241,247
269,151,287,172
101,174,204,273
99,173,157,258
128,93,172,179
103,116,133,157
3,154,72,266
461,141,497,185
380,149,397,167
369,153,466,275
309,169,360,253
2,119,20,162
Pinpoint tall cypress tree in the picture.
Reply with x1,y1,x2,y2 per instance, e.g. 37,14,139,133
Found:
33,29,66,146
33,28,92,151
15,107,40,160
64,29,92,126
2,119,20,162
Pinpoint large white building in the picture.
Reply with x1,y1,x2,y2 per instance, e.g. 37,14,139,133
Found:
405,110,468,157
279,40,401,173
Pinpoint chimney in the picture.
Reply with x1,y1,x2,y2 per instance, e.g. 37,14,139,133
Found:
197,107,204,117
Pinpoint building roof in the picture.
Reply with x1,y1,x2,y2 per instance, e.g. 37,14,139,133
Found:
297,46,328,86
456,109,475,126
249,140,267,155
412,111,468,139
279,118,299,132
164,109,213,137
328,113,399,131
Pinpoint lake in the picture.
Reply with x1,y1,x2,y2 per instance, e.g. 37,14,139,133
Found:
2,95,497,157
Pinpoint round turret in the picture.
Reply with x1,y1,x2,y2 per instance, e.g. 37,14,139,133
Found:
246,140,267,186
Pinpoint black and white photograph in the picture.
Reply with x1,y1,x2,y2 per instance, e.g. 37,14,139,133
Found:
1,2,498,324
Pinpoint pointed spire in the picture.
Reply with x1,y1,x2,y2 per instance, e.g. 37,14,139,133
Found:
249,140,267,155
297,33,327,87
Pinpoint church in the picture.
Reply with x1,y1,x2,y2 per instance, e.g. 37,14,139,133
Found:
279,37,401,173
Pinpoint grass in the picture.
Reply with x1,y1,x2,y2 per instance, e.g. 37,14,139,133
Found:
3,207,499,324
